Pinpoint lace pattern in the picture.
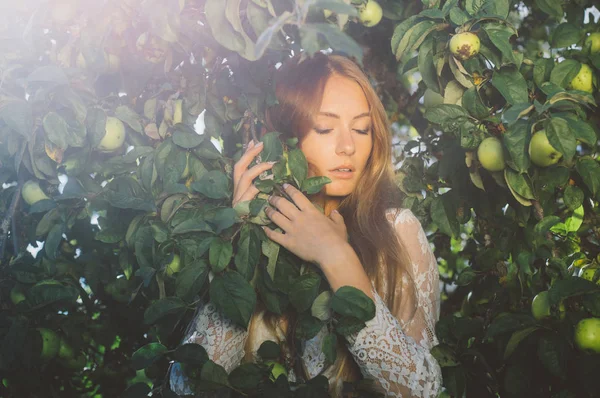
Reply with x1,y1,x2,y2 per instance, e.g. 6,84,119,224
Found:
170,208,442,397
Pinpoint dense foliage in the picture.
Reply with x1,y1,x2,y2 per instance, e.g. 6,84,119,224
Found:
0,0,599,397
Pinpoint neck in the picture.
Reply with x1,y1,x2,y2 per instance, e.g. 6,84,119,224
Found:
309,192,342,216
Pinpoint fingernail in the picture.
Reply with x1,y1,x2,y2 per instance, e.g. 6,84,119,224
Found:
267,161,277,165
283,183,290,189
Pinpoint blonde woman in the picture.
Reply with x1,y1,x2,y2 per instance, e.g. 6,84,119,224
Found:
170,53,442,397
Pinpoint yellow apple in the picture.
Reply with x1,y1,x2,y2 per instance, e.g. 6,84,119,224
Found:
584,32,600,55
21,180,50,205
449,32,481,61
569,64,595,93
358,1,383,28
477,137,505,172
528,130,562,167
97,117,126,152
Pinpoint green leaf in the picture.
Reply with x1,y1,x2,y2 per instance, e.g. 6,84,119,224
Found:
483,23,517,65
288,149,308,188
551,23,582,48
254,11,293,60
485,313,536,339
205,0,245,53
115,105,143,133
545,117,576,162
176,261,209,300
548,277,600,305
537,333,567,378
172,124,204,148
191,170,230,199
131,343,167,370
229,363,262,390
312,0,358,16
492,67,529,105
259,132,283,163
295,313,324,340
392,20,437,62
311,291,332,321
575,157,600,196
299,23,363,63
462,87,490,119
257,341,280,360
28,280,79,308
171,343,209,366
200,360,230,388
533,58,554,88
449,7,470,25
563,185,584,211
565,205,584,233
533,216,561,235
430,194,460,238
234,224,261,280
465,0,485,16
44,223,66,261
504,169,535,200
209,238,233,272
504,327,539,359
424,104,469,125
503,120,530,172
431,344,459,366
322,333,337,365
550,59,580,89
289,273,321,312
143,297,186,325
566,118,597,147
330,286,375,322
27,65,69,85
335,316,365,336
535,0,563,19
42,112,70,149
210,271,257,328
301,176,332,195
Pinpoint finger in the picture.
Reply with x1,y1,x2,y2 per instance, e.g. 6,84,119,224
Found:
233,141,264,187
234,161,274,199
268,195,300,221
233,183,260,207
265,206,293,232
281,183,312,211
262,226,287,247
329,209,344,225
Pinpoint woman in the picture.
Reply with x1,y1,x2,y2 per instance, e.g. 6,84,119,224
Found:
170,53,442,397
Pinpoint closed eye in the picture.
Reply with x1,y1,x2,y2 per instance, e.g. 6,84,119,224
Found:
355,128,371,135
314,128,371,135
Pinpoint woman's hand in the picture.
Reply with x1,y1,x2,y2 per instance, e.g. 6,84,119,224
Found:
263,183,350,267
232,140,276,207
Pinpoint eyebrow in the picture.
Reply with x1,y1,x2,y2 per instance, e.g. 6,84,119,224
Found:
318,112,371,120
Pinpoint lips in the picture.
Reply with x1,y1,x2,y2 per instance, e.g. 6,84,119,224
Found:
329,165,355,172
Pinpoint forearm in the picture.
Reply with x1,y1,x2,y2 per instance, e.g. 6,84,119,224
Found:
318,243,374,301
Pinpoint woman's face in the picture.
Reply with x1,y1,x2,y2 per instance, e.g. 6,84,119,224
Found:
299,74,373,197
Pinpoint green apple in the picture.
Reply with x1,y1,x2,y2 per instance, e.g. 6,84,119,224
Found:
97,116,126,153
528,130,562,167
21,180,50,205
449,32,480,61
569,64,595,93
10,285,26,304
265,360,288,382
358,1,383,28
477,137,505,172
584,32,600,55
423,88,444,108
574,318,600,353
58,337,75,360
38,328,61,361
531,291,565,320
165,253,183,276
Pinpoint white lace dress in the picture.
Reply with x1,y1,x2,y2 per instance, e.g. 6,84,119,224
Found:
170,208,442,397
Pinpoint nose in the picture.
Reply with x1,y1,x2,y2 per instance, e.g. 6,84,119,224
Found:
335,127,356,156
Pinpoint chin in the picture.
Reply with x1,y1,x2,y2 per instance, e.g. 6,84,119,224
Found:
324,183,355,197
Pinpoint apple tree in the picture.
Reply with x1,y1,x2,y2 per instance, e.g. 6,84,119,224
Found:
0,0,599,397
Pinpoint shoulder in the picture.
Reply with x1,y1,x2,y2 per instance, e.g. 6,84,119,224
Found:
384,207,420,227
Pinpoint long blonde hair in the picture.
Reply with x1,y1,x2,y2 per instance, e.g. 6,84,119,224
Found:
244,53,413,396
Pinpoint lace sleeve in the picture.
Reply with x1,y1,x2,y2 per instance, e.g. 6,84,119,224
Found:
169,301,249,396
345,208,442,397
